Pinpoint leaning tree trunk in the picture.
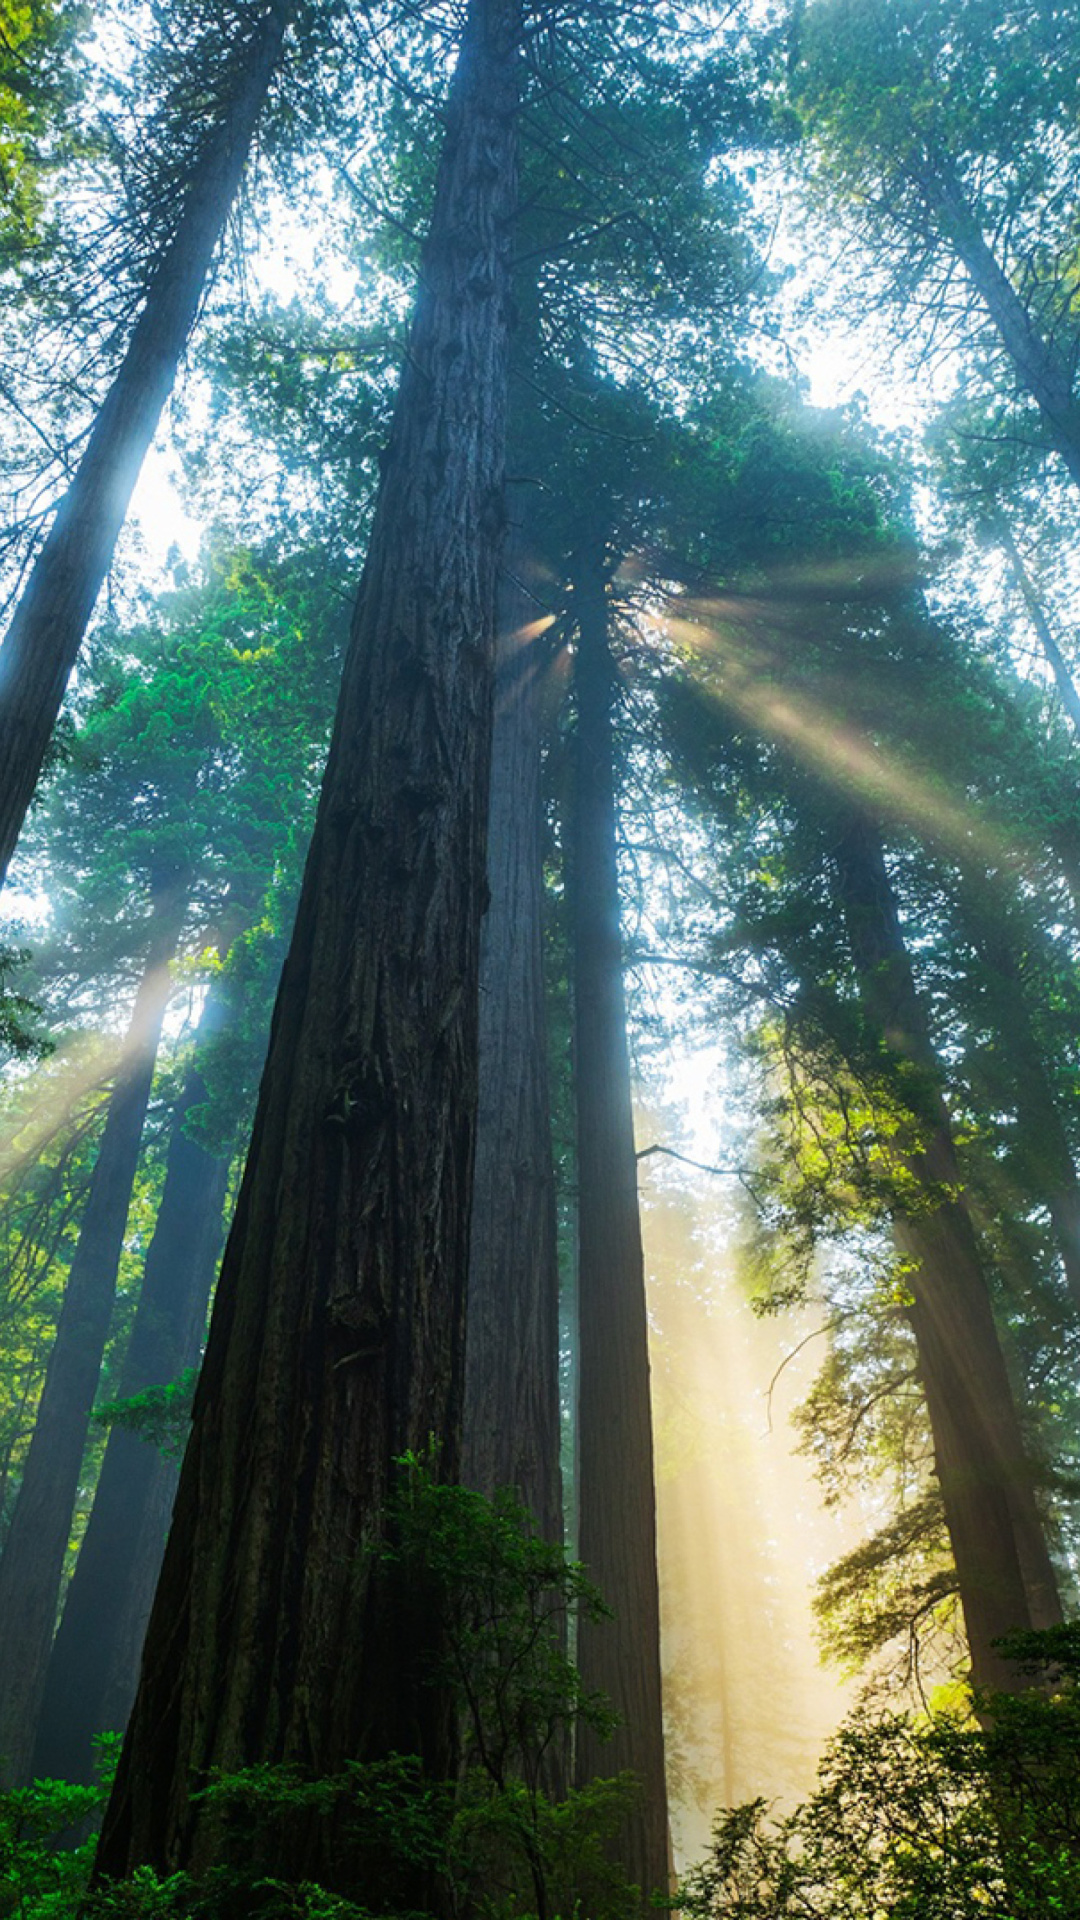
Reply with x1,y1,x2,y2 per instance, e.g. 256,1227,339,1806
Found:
927,163,1080,495
31,987,232,1785
95,0,522,1888
0,2,290,892
994,521,1080,737
463,520,562,1545
569,548,669,1905
0,874,187,1785
833,814,1061,1689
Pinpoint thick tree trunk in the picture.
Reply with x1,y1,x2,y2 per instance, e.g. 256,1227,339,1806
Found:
31,1001,231,1785
95,0,522,1887
0,877,186,1785
927,165,1080,495
832,815,1061,1689
0,3,289,891
463,523,562,1544
569,551,669,1904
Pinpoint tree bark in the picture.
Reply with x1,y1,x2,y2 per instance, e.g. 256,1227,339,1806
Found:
31,993,231,1785
0,875,186,1785
0,2,290,892
960,884,1080,1320
95,0,522,1887
569,549,669,1904
994,519,1080,737
832,814,1061,1689
463,522,562,1545
926,164,1080,495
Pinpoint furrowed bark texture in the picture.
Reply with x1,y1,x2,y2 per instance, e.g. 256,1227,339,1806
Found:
0,880,185,1785
96,0,522,1884
464,527,562,1544
570,554,669,1904
833,815,1061,1689
0,3,289,891
32,1011,231,1785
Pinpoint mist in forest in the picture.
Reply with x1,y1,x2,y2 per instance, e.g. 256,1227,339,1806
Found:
639,1121,860,1864
3,0,1080,1911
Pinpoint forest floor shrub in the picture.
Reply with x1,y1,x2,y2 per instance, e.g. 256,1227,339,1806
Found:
1,1466,643,1920
681,1624,1080,1918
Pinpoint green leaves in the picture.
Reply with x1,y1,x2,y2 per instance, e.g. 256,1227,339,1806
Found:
90,1367,198,1461
386,1455,617,1788
681,1627,1080,1918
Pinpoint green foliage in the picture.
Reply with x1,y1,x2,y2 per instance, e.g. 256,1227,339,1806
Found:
0,949,49,1065
787,0,1080,490
386,1453,617,1789
0,1736,118,1920
0,0,87,253
812,1494,958,1675
84,1759,638,1920
0,1775,100,1920
680,1628,1080,1918
90,1369,198,1462
4,1467,640,1920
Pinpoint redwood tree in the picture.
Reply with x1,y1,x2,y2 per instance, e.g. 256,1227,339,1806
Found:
30,996,232,1785
0,868,188,1785
464,524,562,1544
832,811,1062,1686
96,0,524,1884
0,1,291,890
569,544,669,1903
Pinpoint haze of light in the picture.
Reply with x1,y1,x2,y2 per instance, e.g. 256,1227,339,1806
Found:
638,1112,865,1868
663,602,1019,873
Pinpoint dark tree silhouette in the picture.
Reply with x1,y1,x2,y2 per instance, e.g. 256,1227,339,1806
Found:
569,545,669,1902
96,0,525,1885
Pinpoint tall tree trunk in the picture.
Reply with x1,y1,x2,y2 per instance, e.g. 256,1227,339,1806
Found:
832,814,1061,1688
463,522,562,1544
31,992,232,1785
0,874,186,1784
993,519,1080,737
926,164,1080,494
569,549,669,1904
0,2,290,891
95,0,522,1887
961,885,1080,1319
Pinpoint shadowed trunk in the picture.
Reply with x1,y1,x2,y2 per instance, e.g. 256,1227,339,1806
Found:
95,0,523,1888
31,989,232,1784
0,2,290,891
569,549,669,1905
464,523,562,1545
960,885,1080,1320
833,813,1061,1689
0,875,187,1784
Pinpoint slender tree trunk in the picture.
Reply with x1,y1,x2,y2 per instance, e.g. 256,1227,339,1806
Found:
0,876,186,1785
0,2,289,891
993,520,1080,737
463,522,562,1544
961,887,1080,1318
95,0,522,1887
31,995,231,1785
569,549,669,1904
927,165,1080,494
832,814,1061,1688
